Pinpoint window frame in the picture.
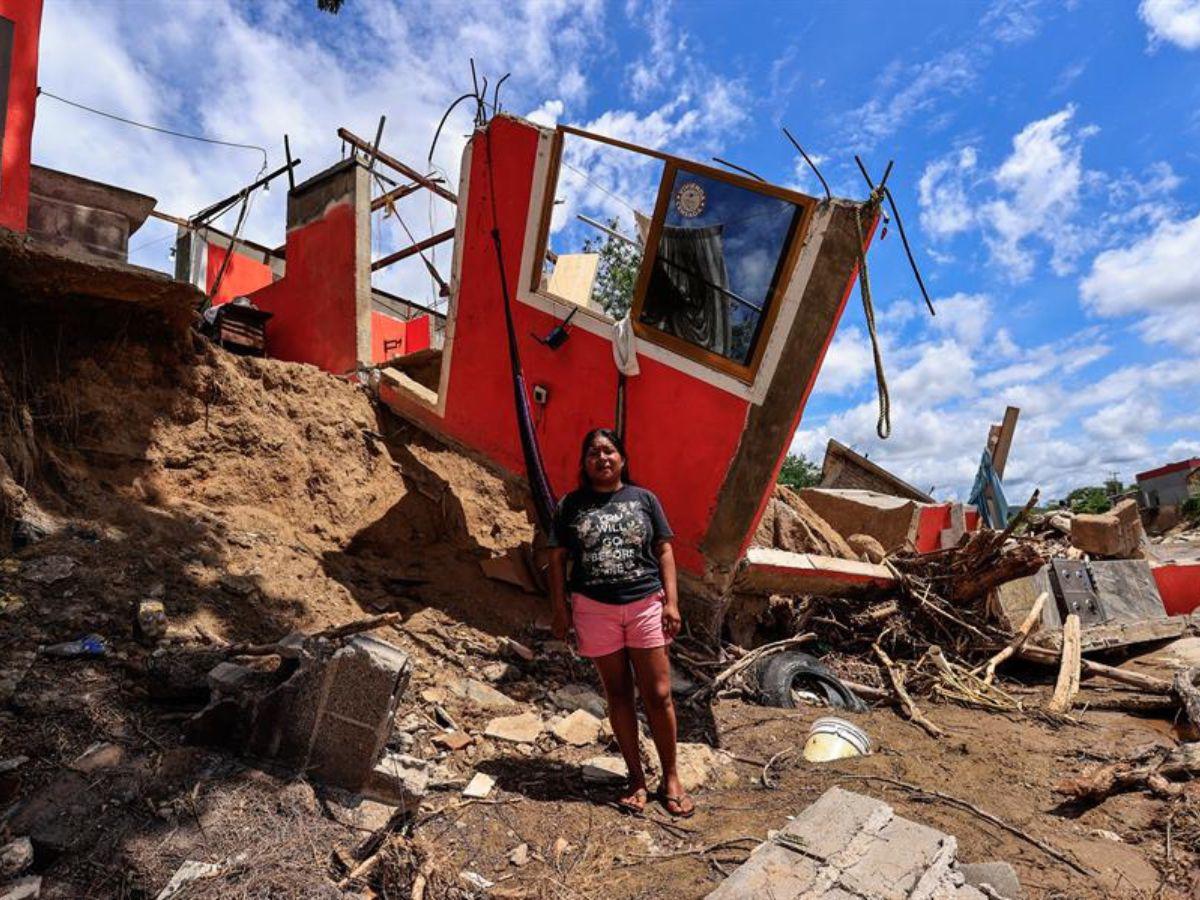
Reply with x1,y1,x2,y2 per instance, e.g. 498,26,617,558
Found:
535,125,819,384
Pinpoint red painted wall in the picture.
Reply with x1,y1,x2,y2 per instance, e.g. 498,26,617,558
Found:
370,312,432,363
206,242,276,306
250,201,360,375
401,117,751,574
1154,563,1200,617
0,0,43,232
914,504,951,553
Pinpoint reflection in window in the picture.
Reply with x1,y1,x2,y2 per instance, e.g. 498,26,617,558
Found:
639,169,803,366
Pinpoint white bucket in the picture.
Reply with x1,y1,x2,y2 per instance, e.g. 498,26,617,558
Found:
803,716,872,762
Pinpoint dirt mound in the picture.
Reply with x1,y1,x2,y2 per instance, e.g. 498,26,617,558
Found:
751,484,856,559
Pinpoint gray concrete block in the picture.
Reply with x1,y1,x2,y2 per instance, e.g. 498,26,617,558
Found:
778,785,893,862
839,817,950,900
361,752,428,810
705,844,820,899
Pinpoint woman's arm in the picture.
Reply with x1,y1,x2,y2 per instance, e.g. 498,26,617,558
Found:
654,540,681,637
548,547,571,641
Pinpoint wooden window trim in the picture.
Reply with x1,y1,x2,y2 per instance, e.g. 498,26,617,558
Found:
534,125,819,379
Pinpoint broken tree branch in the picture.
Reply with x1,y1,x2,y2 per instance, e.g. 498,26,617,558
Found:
874,642,944,738
1017,646,1173,693
977,591,1047,686
1047,614,1082,715
1173,667,1200,740
225,613,402,656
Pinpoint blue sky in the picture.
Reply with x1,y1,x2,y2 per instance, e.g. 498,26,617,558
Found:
31,0,1200,501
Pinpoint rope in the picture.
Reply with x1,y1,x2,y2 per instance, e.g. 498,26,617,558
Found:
855,203,891,440
37,88,269,171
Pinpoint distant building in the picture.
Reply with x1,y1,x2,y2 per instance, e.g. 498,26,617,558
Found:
1137,458,1200,509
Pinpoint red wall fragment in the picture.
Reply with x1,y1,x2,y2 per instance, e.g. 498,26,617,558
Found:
0,0,43,232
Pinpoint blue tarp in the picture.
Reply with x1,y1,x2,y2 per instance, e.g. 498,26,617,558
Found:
968,448,1010,528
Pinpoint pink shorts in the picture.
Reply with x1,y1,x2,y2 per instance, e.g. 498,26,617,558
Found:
571,590,670,658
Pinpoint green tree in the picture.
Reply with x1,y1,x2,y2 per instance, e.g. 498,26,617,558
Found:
778,453,821,491
1065,486,1112,514
581,218,642,319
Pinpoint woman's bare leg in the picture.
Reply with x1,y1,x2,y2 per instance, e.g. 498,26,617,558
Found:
629,646,693,815
592,648,646,808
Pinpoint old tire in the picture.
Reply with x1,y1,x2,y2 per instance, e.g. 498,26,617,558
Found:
757,651,867,713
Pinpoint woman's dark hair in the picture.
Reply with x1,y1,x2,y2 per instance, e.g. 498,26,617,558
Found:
578,427,632,488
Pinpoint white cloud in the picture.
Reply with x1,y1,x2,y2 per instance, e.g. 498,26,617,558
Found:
1140,0,1200,50
918,147,978,238
927,292,993,348
983,0,1043,43
845,49,977,149
1080,212,1200,351
981,106,1096,280
813,327,873,396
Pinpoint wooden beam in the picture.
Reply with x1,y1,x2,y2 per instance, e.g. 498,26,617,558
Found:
338,127,457,205
371,228,455,271
371,180,443,212
148,209,191,229
991,406,1020,479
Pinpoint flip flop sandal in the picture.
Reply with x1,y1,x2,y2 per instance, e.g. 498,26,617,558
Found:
616,787,648,814
659,791,695,818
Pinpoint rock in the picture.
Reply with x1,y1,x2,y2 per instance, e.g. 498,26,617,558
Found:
449,678,516,709
550,684,606,719
218,573,257,597
508,843,529,867
432,731,473,752
503,638,535,662
484,712,544,744
70,742,126,774
0,876,41,900
552,836,571,864
757,487,858,559
541,640,572,655
847,533,887,563
21,555,76,585
155,860,222,900
0,838,33,879
552,709,603,746
206,661,256,697
581,755,627,784
324,793,396,832
362,753,428,810
136,599,168,642
460,871,494,891
676,743,738,792
462,772,495,799
959,861,1021,899
480,662,519,683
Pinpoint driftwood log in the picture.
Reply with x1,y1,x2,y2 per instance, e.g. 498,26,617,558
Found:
1055,743,1200,802
1172,667,1200,740
1047,614,1082,714
1017,646,1174,694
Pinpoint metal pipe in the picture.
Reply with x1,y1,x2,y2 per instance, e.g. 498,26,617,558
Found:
283,134,296,191
576,214,640,248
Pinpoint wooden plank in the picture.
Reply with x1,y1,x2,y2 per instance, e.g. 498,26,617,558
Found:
546,253,600,309
1047,614,1081,714
371,229,455,271
991,406,1020,479
338,127,457,205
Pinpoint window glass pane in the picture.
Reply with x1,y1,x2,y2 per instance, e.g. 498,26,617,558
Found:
639,168,802,366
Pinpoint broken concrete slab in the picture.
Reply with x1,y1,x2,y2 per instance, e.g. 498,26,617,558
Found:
463,772,495,799
449,678,517,709
1071,498,1145,558
800,488,924,554
188,631,412,800
706,787,992,900
323,792,397,832
552,709,603,746
581,756,627,784
550,684,606,719
484,711,544,744
754,486,857,559
362,752,428,809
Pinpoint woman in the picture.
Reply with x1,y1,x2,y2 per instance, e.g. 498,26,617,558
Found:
548,428,694,817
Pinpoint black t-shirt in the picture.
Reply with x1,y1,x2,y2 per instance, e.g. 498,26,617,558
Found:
550,484,674,605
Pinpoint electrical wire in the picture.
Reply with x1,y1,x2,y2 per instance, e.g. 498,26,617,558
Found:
37,88,269,171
